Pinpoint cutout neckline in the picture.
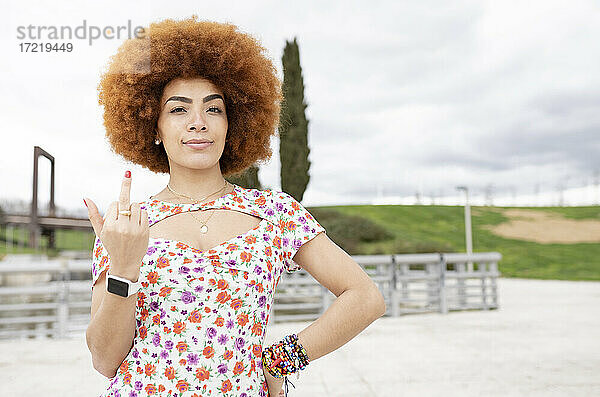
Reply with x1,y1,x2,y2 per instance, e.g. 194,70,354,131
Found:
148,217,269,255
147,183,240,206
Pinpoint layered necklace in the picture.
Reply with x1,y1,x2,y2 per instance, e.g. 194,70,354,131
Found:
164,179,231,234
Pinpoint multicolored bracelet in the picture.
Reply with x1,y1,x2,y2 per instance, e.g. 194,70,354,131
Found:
262,333,310,379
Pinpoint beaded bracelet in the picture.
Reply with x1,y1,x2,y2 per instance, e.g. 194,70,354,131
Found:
262,333,310,379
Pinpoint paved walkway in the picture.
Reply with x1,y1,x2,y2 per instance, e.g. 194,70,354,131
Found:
1,278,599,396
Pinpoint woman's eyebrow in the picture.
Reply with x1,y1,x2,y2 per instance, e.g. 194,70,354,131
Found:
164,94,224,106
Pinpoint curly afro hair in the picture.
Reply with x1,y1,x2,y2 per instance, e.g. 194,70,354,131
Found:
97,16,283,175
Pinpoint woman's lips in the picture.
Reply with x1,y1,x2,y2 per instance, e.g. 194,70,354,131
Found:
184,142,213,150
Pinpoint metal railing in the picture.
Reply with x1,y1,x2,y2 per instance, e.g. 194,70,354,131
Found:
0,252,501,339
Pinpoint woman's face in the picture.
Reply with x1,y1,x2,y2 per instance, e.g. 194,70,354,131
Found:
156,77,228,171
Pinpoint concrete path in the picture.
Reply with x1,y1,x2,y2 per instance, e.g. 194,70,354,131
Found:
1,278,599,396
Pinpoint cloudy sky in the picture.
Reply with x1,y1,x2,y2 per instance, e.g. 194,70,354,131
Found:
2,0,599,216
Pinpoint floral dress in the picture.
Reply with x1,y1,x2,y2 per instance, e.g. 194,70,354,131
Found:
90,184,326,397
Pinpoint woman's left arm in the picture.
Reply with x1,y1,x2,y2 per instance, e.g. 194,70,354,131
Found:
264,232,386,395
292,232,387,361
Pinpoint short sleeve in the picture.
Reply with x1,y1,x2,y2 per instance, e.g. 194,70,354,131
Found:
275,191,326,273
90,235,111,291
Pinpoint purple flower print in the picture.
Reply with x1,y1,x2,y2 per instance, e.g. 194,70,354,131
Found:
226,319,234,329
218,334,228,344
265,208,275,217
282,236,289,248
160,350,169,359
225,259,237,267
132,349,139,359
181,291,196,304
275,202,283,212
129,391,138,397
194,285,204,293
134,381,143,391
165,340,174,350
179,266,190,274
218,363,228,374
146,246,157,255
149,301,159,311
152,332,161,346
235,337,245,351
193,266,205,272
254,265,262,275
187,353,199,365
114,391,121,397
292,238,303,251
258,295,266,307
206,327,217,339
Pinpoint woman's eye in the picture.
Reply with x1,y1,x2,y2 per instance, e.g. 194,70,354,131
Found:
170,107,185,113
208,106,222,113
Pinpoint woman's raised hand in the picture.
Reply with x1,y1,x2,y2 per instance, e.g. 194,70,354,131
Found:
84,171,149,281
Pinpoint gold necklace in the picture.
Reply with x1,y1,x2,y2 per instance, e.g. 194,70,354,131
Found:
165,180,231,234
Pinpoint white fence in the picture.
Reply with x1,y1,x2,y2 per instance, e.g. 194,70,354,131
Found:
0,252,501,339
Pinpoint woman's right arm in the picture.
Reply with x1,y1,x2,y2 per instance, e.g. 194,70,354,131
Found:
84,171,149,378
86,265,140,378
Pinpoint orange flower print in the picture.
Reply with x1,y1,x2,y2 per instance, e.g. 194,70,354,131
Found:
123,371,132,384
256,283,264,293
214,316,224,326
251,322,262,336
152,314,161,325
164,366,175,380
159,286,173,296
176,379,189,393
203,345,215,359
230,298,243,311
140,308,149,321
244,235,257,244
233,361,245,375
273,235,282,249
176,341,188,353
157,256,170,269
204,306,212,313
119,360,129,374
144,363,156,376
220,379,233,393
195,366,210,381
144,383,157,395
137,292,146,308
240,251,252,262
237,313,249,326
158,384,165,392
139,326,147,340
217,279,229,290
264,246,272,256
252,344,262,358
216,291,231,304
255,196,266,206
266,259,273,272
188,310,202,323
173,321,186,334
286,219,297,233
223,349,233,360
147,271,159,284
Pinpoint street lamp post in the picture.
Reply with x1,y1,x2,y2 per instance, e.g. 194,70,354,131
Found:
456,186,473,270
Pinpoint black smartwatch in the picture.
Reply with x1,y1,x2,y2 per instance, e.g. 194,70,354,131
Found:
106,271,142,298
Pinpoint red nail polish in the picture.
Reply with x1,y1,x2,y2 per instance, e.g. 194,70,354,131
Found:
125,170,131,178
83,199,88,208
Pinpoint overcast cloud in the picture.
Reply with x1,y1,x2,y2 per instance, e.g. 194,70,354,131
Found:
1,0,599,214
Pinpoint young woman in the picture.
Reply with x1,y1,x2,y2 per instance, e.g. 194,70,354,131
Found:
84,16,386,397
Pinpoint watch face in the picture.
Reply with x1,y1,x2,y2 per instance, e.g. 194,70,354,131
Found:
107,277,129,297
